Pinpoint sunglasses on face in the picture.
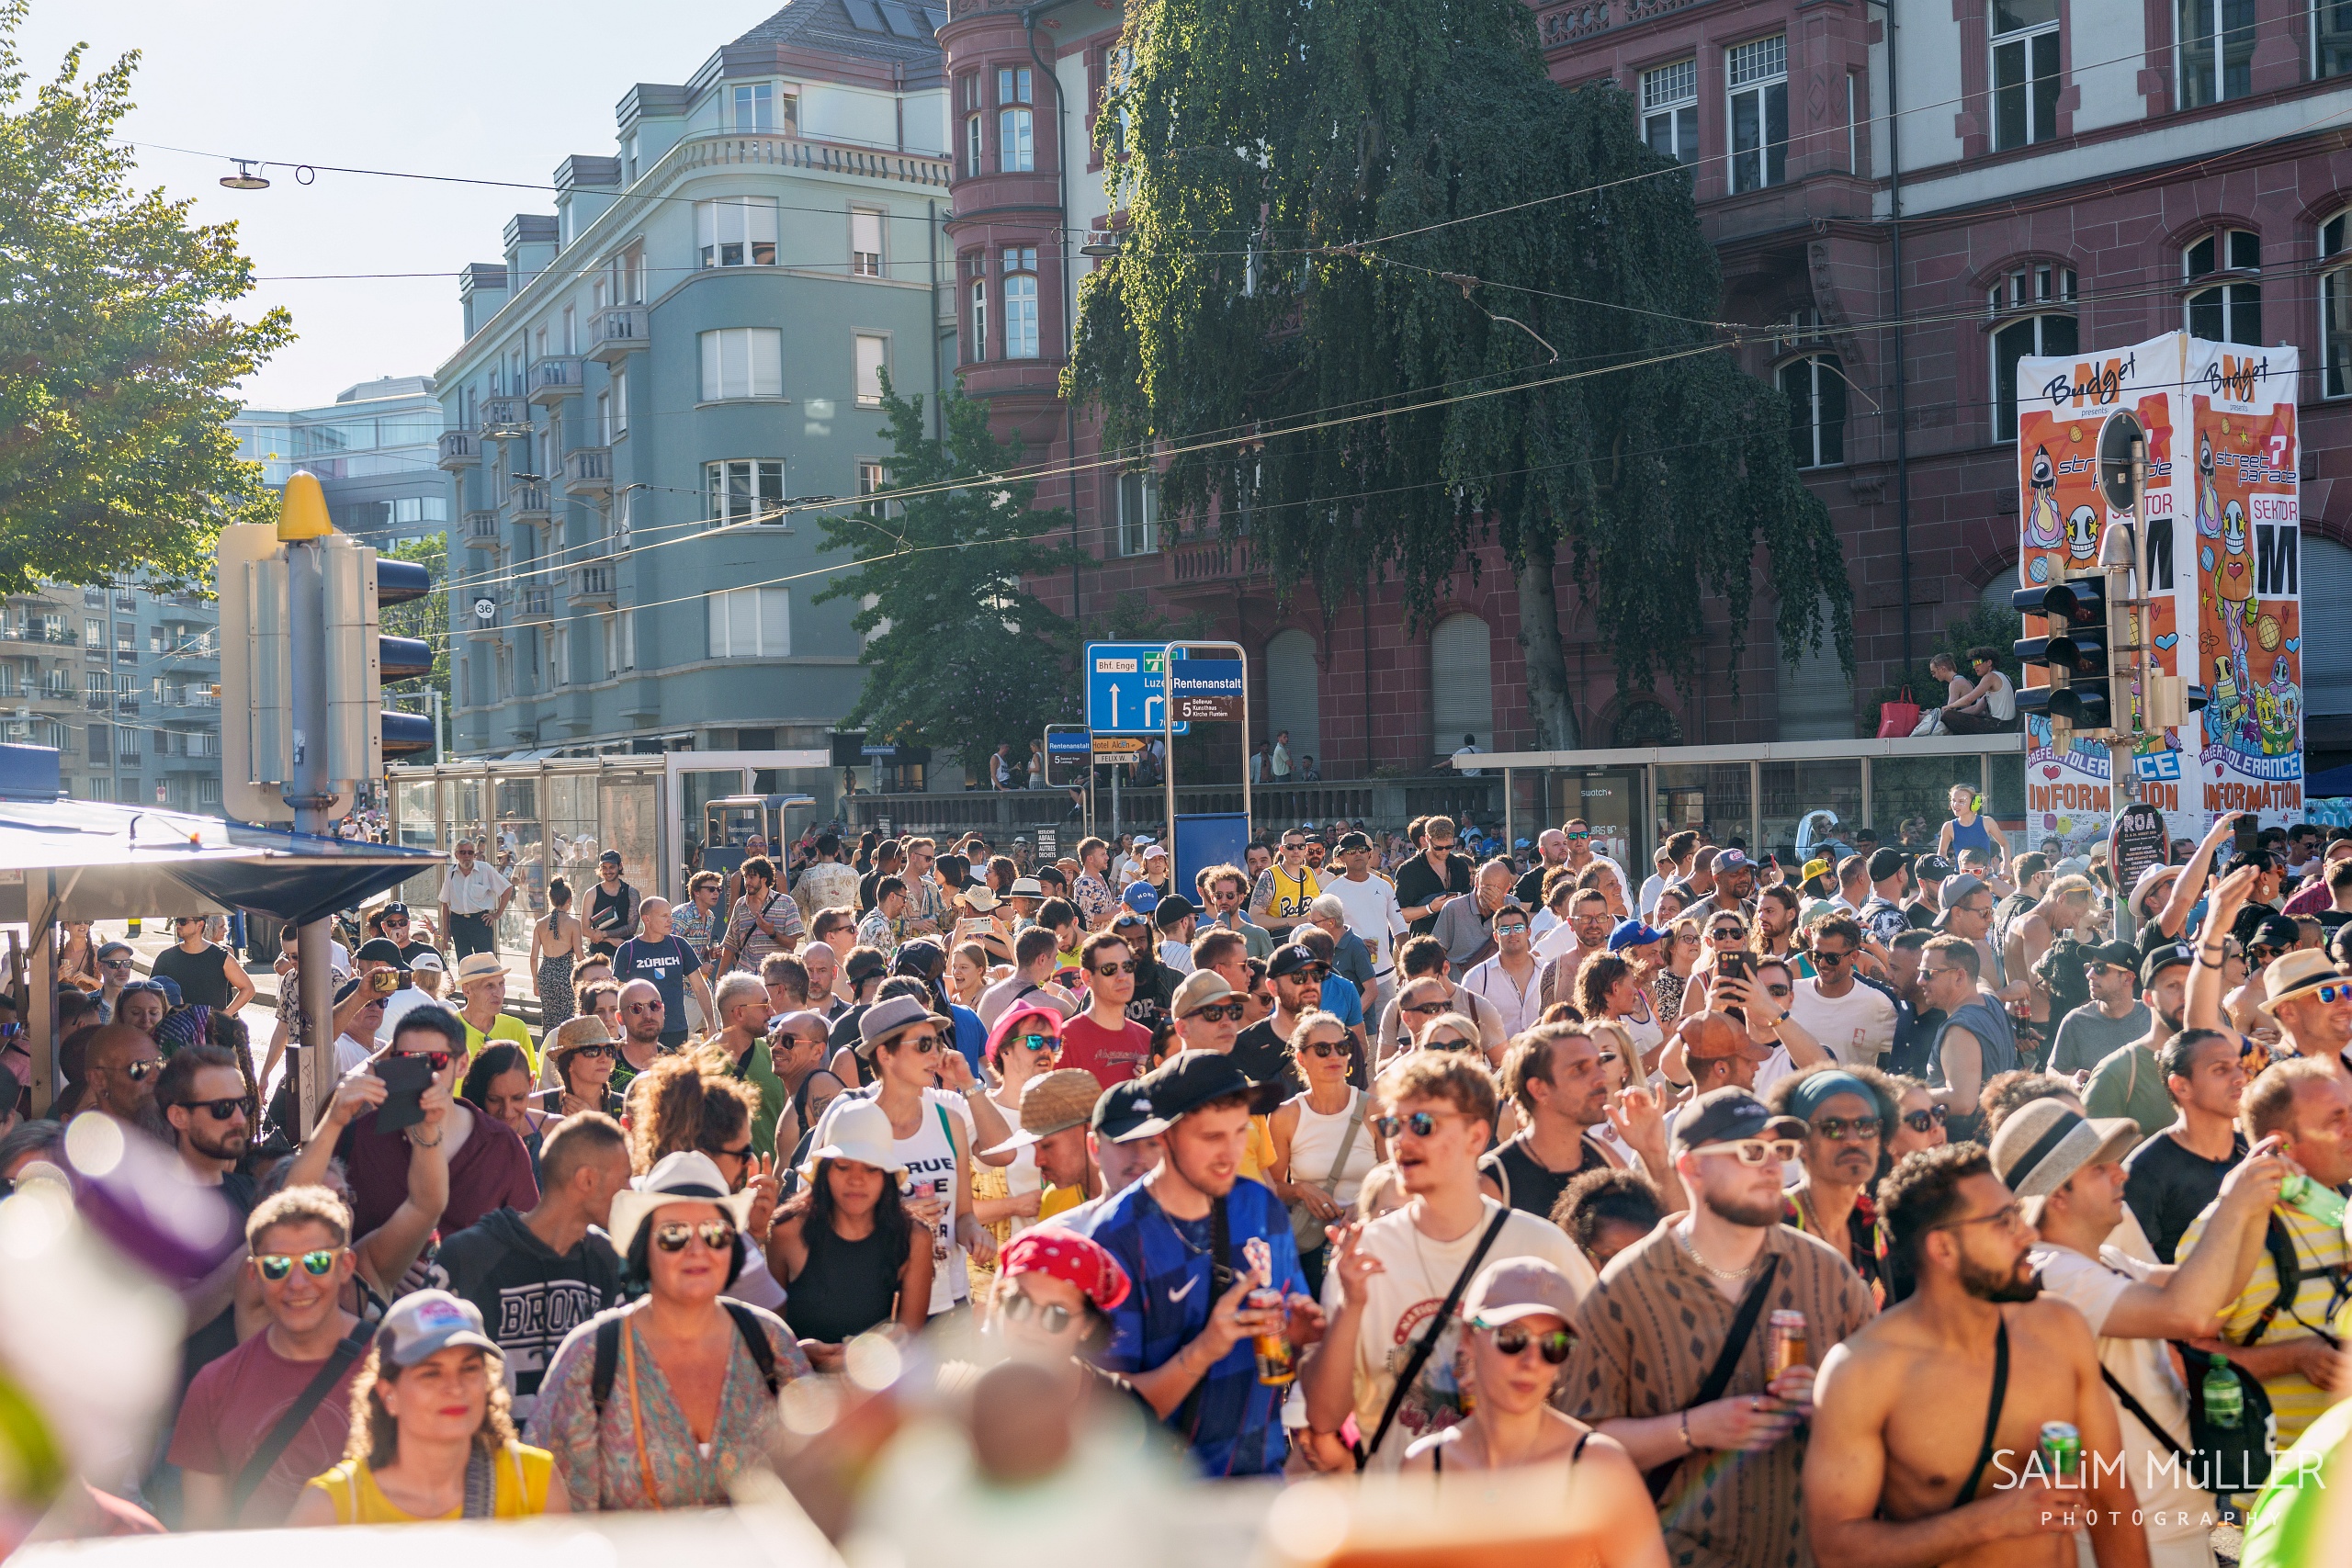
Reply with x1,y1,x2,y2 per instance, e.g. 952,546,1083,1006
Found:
1813,1115,1882,1142
1421,1035,1474,1052
1011,1032,1062,1055
1092,960,1136,976
1697,1138,1803,1166
1901,1105,1949,1133
1374,1110,1456,1139
653,1221,737,1253
123,1058,160,1080
176,1098,247,1122
1401,999,1448,1016
1813,949,1851,965
1489,1324,1575,1363
567,1043,616,1061
100,959,133,970
1301,1039,1349,1058
256,1249,337,1281
1710,928,1745,942
1764,983,1792,998
1186,1002,1247,1023
895,1032,943,1055
2312,983,2352,1005
704,1143,754,1165
1291,965,1330,983
625,1000,664,1014
996,1292,1079,1334
1493,922,1529,937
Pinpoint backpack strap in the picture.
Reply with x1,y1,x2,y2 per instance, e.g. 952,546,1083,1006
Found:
230,1321,371,1515
590,1314,622,1415
1643,1252,1783,1501
1953,1315,2012,1506
723,1301,781,1397
1360,1206,1513,1468
2245,1214,2303,1347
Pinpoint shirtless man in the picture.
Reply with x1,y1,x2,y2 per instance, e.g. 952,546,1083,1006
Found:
1806,1144,2149,1568
2002,874,2098,1041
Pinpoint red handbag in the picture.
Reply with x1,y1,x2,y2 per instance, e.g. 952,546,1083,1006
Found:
1877,688,1922,739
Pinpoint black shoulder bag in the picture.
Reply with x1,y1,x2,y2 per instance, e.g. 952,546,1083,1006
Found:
1170,1194,1234,1444
229,1322,372,1516
1354,1206,1513,1470
1643,1253,1783,1501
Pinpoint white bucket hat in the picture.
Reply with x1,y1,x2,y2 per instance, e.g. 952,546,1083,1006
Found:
801,1098,907,1181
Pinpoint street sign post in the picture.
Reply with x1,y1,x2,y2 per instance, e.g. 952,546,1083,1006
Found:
1161,641,1250,895
1085,642,1192,736
1091,736,1146,759
1171,660,1245,722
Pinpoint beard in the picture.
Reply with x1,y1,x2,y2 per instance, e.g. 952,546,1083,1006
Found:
1702,1189,1783,1229
189,1125,250,1161
2156,1003,2185,1034
1957,1250,2041,1303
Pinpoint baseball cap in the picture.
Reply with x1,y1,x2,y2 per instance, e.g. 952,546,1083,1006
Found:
1125,1050,1261,1136
1336,831,1371,852
1123,880,1161,914
1867,847,1908,883
1268,943,1323,978
1671,1086,1805,1154
1989,1100,2140,1201
353,938,409,970
1936,874,1988,923
2085,940,2141,975
1914,854,1954,883
1464,1257,1582,1329
1608,918,1668,953
407,950,446,974
1091,1078,1159,1142
1715,849,1753,871
379,901,410,919
2248,912,2302,951
598,849,623,865
1170,969,1237,1017
845,947,890,985
377,1290,502,1369
1799,857,1832,886
981,1068,1103,1155
2139,942,2193,987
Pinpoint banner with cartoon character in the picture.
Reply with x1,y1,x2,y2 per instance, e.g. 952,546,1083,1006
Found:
2013,333,2195,858
2187,338,2303,825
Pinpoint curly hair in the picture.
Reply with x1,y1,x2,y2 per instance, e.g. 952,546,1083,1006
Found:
344,1341,516,1468
1575,953,1632,1021
628,1052,760,1174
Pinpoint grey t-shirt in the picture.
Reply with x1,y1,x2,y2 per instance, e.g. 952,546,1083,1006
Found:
2048,1000,2153,1077
1430,897,1497,977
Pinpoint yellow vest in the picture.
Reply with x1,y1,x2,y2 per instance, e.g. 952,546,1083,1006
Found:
306,1444,553,1524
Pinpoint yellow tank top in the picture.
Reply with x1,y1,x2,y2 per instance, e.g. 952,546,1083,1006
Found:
307,1444,554,1524
1268,866,1320,920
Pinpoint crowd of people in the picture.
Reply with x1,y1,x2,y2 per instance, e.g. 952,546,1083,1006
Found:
7,799,2352,1566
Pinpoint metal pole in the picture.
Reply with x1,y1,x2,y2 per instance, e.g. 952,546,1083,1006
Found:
1162,642,1178,859
1110,765,1120,843
287,536,337,1140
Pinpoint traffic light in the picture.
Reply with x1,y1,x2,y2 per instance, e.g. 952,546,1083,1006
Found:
217,472,439,824
2013,577,2116,730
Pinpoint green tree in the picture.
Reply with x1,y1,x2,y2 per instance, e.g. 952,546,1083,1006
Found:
381,534,449,758
0,2,291,592
816,378,1084,777
1069,0,1852,747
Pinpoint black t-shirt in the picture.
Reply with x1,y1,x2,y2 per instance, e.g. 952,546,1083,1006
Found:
180,1171,258,1387
1479,1132,1610,1220
1905,901,1940,931
394,940,441,968
153,942,233,1010
2123,1127,2247,1264
1513,864,1561,911
1394,852,1473,936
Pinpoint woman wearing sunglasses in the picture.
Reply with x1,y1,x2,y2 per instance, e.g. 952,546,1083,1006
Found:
530,1151,808,1509
1679,912,1752,1019
970,1003,1066,1271
542,1015,624,1118
629,1055,786,1310
1652,918,1702,1030
286,1290,565,1524
773,1100,933,1369
1268,1011,1390,1295
1884,1076,1950,1160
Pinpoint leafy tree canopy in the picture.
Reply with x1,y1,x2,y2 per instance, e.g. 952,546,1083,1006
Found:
815,377,1085,776
0,1,291,592
1069,0,1853,745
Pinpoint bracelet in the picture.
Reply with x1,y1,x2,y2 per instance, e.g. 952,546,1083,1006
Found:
1680,1409,1694,1450
2198,957,2224,969
407,1130,444,1148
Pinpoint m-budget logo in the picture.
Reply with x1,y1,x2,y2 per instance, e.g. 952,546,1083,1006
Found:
2041,353,2134,410
2203,352,2267,403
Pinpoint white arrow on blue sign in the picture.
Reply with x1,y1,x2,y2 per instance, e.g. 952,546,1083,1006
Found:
1085,642,1192,736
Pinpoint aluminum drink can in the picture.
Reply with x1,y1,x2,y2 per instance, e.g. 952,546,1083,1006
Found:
1250,1288,1296,1386
1765,1310,1809,1379
2039,1421,2081,1486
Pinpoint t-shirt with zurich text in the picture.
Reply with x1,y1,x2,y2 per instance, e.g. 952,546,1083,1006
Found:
612,933,700,1033
1057,1012,1151,1089
167,1325,366,1526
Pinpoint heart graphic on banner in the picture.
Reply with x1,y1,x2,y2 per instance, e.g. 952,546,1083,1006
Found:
2286,637,2302,652
2154,633,2178,650
2042,766,2063,780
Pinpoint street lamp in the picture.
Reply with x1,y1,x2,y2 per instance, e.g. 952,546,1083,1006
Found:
220,160,270,191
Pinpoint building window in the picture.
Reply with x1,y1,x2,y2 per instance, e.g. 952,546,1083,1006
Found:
1727,36,1788,193
550,625,570,688
968,260,989,363
2186,229,2261,344
1642,59,1699,164
118,726,140,761
695,197,778,268
1117,469,1159,557
707,586,790,659
706,459,786,526
851,209,884,277
999,67,1034,172
854,333,889,407
1003,247,1040,359
733,82,777,133
1990,291,2078,441
610,367,628,436
2179,0,2256,107
859,460,890,518
1991,0,2060,149
961,73,984,178
698,328,783,400
595,392,613,446
2323,213,2352,396
2323,0,2352,79
601,612,633,678
1779,355,1847,468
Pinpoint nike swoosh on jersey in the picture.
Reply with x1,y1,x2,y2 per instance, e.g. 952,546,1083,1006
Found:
1167,1275,1199,1303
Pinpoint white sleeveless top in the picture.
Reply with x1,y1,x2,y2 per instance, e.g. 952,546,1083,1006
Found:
988,1085,1044,1229
1286,1088,1377,1210
824,1087,973,1315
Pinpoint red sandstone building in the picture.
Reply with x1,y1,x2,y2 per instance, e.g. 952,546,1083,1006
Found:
941,0,2352,774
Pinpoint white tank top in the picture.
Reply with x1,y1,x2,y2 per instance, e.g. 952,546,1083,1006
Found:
989,1086,1044,1225
861,1087,973,1315
1286,1088,1376,1210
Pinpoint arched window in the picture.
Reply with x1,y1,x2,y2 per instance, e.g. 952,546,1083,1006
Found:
1989,264,2078,441
2186,229,2261,344
1263,629,1321,772
1611,698,1683,748
1779,596,1854,739
2304,537,2352,719
2321,211,2352,398
1430,614,1494,756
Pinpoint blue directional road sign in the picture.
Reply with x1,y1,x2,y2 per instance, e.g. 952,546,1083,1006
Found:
1046,730,1093,755
1085,642,1190,736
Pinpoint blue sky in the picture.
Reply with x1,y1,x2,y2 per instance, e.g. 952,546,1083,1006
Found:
17,1,781,409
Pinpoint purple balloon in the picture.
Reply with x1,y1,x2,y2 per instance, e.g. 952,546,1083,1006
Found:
62,1114,242,1284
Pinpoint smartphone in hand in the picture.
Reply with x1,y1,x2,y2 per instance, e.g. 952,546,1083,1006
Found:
375,1054,434,1133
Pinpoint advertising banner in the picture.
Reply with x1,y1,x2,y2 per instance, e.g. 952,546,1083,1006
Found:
2013,333,2301,853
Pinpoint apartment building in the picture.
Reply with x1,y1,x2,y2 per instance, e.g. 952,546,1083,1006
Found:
232,377,448,550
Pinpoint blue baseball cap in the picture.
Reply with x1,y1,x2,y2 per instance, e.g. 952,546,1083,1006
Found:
1607,918,1668,953
1123,880,1161,914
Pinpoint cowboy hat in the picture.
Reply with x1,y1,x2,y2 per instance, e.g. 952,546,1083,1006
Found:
605,1150,758,1258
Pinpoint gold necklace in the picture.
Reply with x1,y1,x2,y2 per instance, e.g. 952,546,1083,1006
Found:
1674,1219,1755,1280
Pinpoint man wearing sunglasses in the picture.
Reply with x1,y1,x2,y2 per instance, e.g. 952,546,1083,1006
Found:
1057,931,1153,1089
171,1188,366,1528
1231,944,1332,1102
81,1022,164,1134
1769,1066,1897,1304
1566,1086,1872,1565
1789,916,1897,1069
1194,863,1275,964
1809,1145,2143,1568
2050,937,2154,1081
1306,1051,1592,1472
1921,935,2019,1145
91,940,137,1023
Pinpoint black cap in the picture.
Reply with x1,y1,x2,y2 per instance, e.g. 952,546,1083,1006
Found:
1125,1050,1261,1135
2140,942,2194,987
1091,1079,1159,1142
1671,1087,1791,1154
354,938,410,970
1336,831,1371,852
2250,913,2302,952
599,850,622,864
1867,847,1908,883
2087,940,2142,972
1268,943,1323,978
379,901,409,918
1914,854,1954,882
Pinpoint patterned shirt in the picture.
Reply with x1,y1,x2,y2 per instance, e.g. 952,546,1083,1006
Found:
794,860,860,928
1073,871,1119,930
528,1301,808,1509
722,890,803,972
671,900,719,966
902,870,949,932
856,906,903,956
1077,1176,1303,1478
1563,1220,1876,1568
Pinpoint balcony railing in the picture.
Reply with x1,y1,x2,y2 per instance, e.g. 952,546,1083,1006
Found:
569,562,616,606
0,625,75,646
675,130,951,190
465,510,503,547
510,484,552,525
526,356,584,405
586,306,648,364
436,430,481,469
1168,534,1261,585
115,694,141,716
480,397,531,436
563,446,610,496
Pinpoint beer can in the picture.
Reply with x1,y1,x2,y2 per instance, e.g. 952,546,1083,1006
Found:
2038,1421,2081,1485
1249,1287,1296,1386
1765,1310,1809,1379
